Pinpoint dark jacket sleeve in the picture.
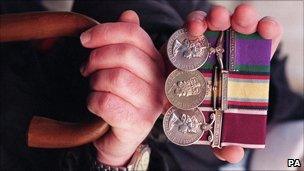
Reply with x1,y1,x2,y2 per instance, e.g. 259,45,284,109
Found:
0,42,46,170
1,1,303,171
0,37,96,171
268,47,304,123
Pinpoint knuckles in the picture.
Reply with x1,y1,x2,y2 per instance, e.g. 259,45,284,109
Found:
89,22,142,43
84,22,162,130
124,22,142,38
116,43,134,61
86,92,156,129
97,94,133,126
96,93,115,114
89,68,135,92
86,92,115,117
87,92,130,126
84,44,136,76
109,68,135,89
90,69,163,116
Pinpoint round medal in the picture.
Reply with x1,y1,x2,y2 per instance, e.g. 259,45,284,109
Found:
167,28,210,71
163,106,205,146
165,69,207,110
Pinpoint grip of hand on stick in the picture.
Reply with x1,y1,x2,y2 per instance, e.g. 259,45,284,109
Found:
0,11,110,148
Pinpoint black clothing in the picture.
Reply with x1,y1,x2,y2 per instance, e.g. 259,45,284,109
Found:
1,1,303,170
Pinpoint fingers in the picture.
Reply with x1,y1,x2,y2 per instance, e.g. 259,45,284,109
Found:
232,4,283,57
118,10,140,25
257,16,283,57
231,4,260,34
187,4,281,58
89,68,163,110
87,91,138,128
186,11,207,37
80,44,163,86
207,5,230,31
80,22,160,61
213,146,244,163
185,4,253,35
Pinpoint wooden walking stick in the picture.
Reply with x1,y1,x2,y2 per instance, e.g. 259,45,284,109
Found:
0,12,110,148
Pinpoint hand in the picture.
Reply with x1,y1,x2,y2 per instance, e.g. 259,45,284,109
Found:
80,10,165,166
185,4,283,163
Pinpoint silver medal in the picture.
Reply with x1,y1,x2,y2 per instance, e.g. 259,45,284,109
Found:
165,69,207,110
163,106,205,146
167,29,211,71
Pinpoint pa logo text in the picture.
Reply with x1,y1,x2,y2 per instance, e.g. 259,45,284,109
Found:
287,159,301,167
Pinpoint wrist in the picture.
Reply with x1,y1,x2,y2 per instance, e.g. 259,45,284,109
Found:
93,138,139,166
94,144,151,171
96,149,134,167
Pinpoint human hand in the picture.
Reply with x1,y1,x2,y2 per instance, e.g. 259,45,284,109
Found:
80,10,165,166
184,3,283,163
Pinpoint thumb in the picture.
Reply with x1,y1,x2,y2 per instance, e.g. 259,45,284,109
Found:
118,10,140,25
213,146,244,163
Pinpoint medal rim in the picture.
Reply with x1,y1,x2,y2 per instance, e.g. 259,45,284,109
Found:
166,28,211,71
165,69,207,110
163,106,205,146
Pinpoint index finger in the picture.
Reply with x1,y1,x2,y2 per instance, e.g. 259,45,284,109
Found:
80,22,163,67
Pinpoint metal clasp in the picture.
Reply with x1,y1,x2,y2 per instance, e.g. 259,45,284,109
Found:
201,31,229,148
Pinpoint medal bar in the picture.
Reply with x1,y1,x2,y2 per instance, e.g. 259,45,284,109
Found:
163,28,228,147
209,31,228,148
210,66,222,148
164,27,271,149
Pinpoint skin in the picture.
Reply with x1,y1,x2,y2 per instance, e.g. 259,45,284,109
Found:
80,4,283,166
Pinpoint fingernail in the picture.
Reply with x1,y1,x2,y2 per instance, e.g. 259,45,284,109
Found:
186,19,207,37
80,63,86,75
262,16,277,25
216,155,226,161
189,17,203,23
80,31,91,45
187,11,207,22
213,150,227,161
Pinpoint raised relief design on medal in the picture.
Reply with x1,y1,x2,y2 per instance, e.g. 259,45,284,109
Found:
167,29,210,71
163,106,205,146
169,113,202,134
173,38,207,59
168,77,201,97
165,70,207,110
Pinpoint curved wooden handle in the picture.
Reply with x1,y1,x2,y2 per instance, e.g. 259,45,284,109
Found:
28,116,109,148
0,11,99,42
0,12,110,148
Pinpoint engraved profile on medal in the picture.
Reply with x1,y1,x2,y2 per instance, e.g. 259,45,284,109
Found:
165,70,207,110
167,29,210,71
173,38,207,59
168,77,202,98
169,112,202,134
162,106,206,146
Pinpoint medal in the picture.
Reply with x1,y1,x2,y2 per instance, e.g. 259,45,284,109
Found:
165,69,207,110
163,28,271,149
164,29,226,147
163,106,205,146
167,29,212,71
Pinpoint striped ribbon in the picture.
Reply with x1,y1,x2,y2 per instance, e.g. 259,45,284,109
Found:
196,30,271,148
